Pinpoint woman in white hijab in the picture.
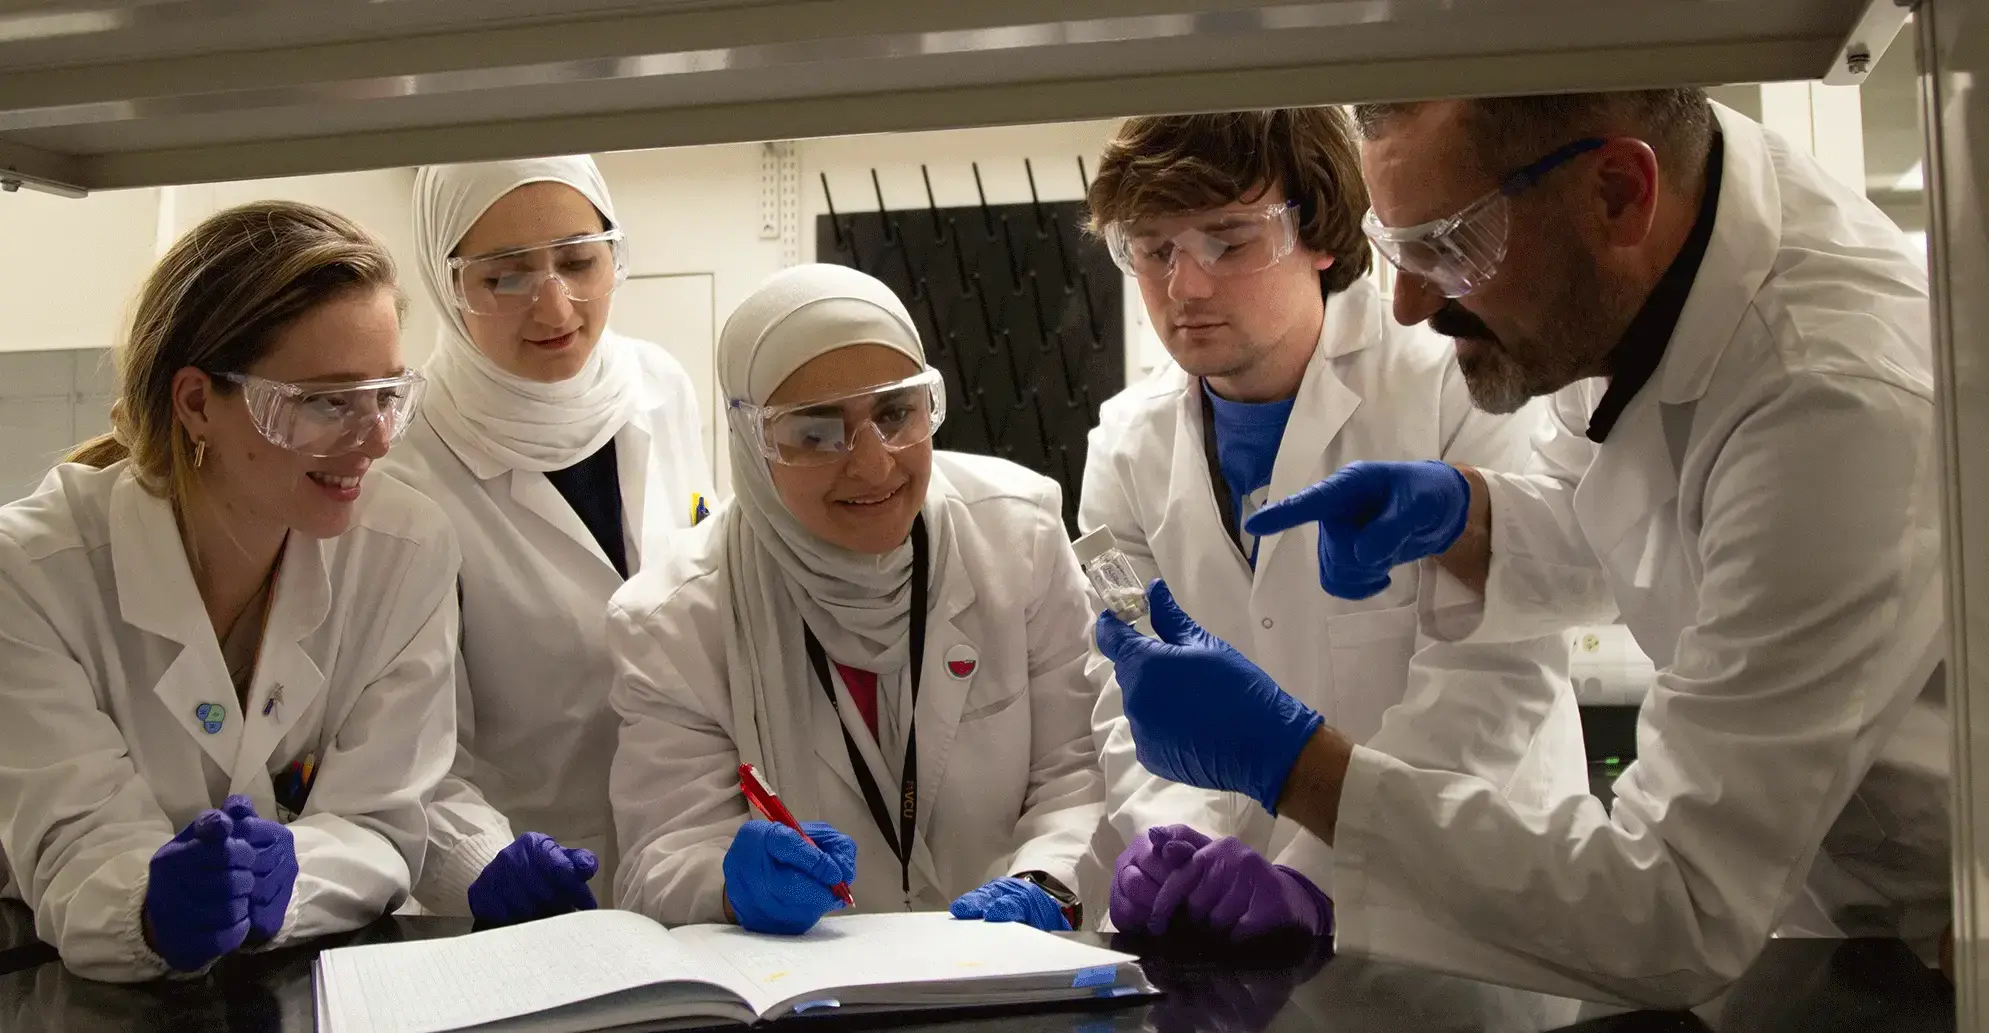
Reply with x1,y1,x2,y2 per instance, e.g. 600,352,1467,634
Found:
609,264,1103,935
380,155,712,926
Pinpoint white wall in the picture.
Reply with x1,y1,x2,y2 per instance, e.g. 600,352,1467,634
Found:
0,185,160,355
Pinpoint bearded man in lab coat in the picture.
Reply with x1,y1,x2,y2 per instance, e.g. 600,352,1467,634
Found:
1094,89,1951,1007
1079,108,1588,943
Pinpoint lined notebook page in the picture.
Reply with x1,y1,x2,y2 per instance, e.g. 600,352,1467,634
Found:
675,912,1140,1016
317,910,750,1033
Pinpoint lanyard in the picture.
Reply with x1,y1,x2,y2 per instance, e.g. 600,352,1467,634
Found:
1198,383,1248,559
803,515,929,898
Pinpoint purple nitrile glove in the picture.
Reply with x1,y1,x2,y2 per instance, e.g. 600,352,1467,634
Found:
221,796,297,944
1148,837,1332,943
1110,824,1212,935
143,810,255,972
468,832,601,927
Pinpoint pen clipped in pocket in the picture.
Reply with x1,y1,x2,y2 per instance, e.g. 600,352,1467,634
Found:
273,753,318,821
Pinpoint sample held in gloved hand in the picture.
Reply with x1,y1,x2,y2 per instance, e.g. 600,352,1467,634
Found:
1095,579,1323,813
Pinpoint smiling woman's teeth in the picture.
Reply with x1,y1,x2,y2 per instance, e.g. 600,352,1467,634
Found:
310,473,361,490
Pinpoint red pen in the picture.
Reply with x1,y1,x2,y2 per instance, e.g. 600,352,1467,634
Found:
738,763,856,907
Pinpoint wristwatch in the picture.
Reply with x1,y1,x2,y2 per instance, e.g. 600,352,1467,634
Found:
1013,870,1083,931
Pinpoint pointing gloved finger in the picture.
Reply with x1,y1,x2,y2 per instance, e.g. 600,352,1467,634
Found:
1351,491,1422,569
1242,472,1363,537
221,795,259,824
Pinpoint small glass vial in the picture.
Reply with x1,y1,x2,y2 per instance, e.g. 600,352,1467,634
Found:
1074,527,1150,623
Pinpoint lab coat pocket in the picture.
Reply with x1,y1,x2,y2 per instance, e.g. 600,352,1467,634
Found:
1323,604,1419,745
959,685,1027,724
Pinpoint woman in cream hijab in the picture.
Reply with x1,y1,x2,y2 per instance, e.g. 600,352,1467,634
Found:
609,264,1103,935
381,155,712,926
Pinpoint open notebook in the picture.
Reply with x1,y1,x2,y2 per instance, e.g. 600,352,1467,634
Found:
314,910,1151,1033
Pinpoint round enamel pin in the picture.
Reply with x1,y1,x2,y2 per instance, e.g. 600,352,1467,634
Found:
945,644,978,680
194,703,226,735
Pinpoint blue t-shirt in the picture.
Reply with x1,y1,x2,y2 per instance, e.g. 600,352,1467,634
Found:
1202,381,1296,567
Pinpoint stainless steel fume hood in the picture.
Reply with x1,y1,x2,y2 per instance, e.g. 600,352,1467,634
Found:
0,0,1911,194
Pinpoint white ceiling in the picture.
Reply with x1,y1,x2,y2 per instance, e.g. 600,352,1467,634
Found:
0,0,1909,192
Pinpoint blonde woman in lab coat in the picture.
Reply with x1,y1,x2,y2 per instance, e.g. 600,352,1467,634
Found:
610,264,1102,935
0,202,457,982
382,156,711,926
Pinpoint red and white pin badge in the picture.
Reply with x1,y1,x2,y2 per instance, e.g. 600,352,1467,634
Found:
945,644,978,680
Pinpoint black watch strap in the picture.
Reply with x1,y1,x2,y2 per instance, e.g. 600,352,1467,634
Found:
1013,870,1082,930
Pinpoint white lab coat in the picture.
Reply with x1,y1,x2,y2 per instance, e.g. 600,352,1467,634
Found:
0,461,460,982
379,340,711,911
1082,277,1588,909
608,451,1104,923
1321,104,1949,1007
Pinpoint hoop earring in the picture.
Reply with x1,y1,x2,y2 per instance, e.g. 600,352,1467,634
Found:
192,438,207,469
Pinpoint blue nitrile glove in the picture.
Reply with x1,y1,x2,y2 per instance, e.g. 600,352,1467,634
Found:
1244,460,1470,600
143,810,255,972
949,877,1070,932
1094,579,1324,814
723,820,857,936
468,832,600,927
220,796,297,943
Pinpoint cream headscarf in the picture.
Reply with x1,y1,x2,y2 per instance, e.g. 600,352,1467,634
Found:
411,155,641,475
716,264,954,803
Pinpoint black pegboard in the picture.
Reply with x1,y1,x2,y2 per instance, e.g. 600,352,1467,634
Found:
817,166,1124,535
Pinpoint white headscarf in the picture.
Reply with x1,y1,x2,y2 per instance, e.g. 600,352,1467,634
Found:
411,155,641,475
715,264,955,800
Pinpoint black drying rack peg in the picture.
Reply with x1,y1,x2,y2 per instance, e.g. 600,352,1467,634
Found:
821,173,865,271
1024,158,1048,236
921,165,946,244
870,168,898,245
820,173,845,251
971,162,996,236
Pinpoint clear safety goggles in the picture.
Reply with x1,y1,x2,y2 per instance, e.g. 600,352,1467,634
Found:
446,228,629,316
1102,201,1299,281
729,368,947,467
1362,137,1605,298
217,370,427,458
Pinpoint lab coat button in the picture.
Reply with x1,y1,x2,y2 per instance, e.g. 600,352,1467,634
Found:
1261,618,1274,629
